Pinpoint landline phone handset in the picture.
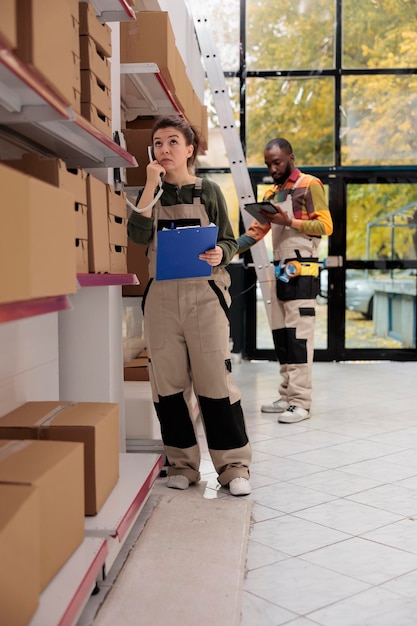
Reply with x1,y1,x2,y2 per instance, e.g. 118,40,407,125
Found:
126,146,164,214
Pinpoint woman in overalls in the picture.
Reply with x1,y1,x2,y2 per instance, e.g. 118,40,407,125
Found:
127,116,251,496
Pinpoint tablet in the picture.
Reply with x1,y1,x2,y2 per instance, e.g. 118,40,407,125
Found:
243,201,277,224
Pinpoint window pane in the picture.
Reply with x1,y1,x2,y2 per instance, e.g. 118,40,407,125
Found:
199,0,240,72
246,0,335,71
200,172,240,237
343,0,417,69
345,269,416,349
246,77,334,166
347,184,417,261
342,75,417,166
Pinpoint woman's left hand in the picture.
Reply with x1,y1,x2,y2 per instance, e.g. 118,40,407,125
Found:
199,245,223,266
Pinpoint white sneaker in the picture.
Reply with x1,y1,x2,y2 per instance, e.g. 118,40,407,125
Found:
166,475,190,490
229,477,251,496
261,398,289,413
278,405,310,423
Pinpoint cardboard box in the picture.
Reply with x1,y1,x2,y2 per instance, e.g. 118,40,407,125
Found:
0,163,77,305
125,117,155,131
79,1,112,58
123,239,148,297
0,484,40,626
81,102,112,139
0,439,84,590
122,128,153,186
5,155,88,205
110,244,128,274
200,104,209,150
81,70,112,119
80,35,111,90
71,12,80,56
124,356,149,381
66,0,80,18
16,0,79,107
0,401,120,515
75,203,88,240
120,12,177,93
76,238,89,273
108,214,127,248
87,174,110,273
0,0,17,49
173,49,194,118
107,185,127,219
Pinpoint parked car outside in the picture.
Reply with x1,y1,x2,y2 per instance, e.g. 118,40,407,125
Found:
319,269,374,319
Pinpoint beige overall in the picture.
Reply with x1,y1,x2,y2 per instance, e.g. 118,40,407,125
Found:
270,177,320,410
142,179,251,486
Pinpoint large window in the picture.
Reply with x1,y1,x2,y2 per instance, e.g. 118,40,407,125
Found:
195,0,417,360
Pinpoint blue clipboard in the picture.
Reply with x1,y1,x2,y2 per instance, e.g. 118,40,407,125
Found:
156,224,219,280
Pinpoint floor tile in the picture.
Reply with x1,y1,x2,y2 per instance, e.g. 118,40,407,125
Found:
250,514,349,556
361,518,417,554
245,557,369,614
300,536,417,584
308,586,417,626
288,468,382,497
293,498,402,535
346,483,417,516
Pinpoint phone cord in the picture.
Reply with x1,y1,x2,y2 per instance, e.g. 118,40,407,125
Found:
126,179,164,214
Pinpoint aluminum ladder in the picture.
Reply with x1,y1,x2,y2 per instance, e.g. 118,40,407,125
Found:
188,0,275,327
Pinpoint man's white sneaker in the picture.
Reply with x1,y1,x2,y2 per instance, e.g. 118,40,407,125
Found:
260,398,290,413
278,405,310,423
229,477,251,496
166,475,190,490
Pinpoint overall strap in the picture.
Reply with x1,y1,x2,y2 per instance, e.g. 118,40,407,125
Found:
193,177,203,204
288,174,305,195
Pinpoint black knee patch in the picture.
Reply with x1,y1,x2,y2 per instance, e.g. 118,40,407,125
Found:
273,328,288,363
273,327,307,364
155,392,197,448
198,396,248,450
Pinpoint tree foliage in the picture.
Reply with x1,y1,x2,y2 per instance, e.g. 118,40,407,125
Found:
201,0,417,258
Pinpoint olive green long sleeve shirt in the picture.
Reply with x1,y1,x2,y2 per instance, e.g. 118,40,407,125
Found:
127,178,238,266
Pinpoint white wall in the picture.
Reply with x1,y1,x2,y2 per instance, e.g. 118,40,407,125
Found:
0,314,60,418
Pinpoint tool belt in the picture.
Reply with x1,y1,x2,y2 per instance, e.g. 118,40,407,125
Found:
274,256,319,283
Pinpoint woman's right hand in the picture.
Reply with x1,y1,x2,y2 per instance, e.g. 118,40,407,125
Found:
146,160,165,187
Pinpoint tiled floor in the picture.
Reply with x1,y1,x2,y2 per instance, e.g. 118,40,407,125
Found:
233,359,417,625
88,359,417,625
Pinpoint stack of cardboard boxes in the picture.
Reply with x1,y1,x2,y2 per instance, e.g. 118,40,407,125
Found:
79,1,113,138
0,400,120,625
124,347,149,381
0,155,128,305
119,11,209,299
107,185,128,273
2,1,113,138
14,0,81,112
120,11,208,189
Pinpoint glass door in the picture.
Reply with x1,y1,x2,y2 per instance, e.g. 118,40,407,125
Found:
244,173,417,361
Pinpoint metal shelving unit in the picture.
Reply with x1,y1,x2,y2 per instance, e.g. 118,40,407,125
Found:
0,6,165,624
29,454,163,626
90,0,136,23
0,44,138,169
120,62,183,120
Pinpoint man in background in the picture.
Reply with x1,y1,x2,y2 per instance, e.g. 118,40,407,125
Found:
238,138,333,423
